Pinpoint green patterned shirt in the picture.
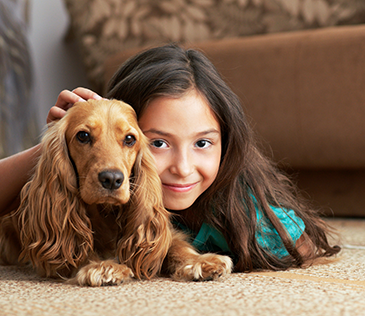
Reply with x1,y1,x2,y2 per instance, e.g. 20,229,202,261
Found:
174,204,305,261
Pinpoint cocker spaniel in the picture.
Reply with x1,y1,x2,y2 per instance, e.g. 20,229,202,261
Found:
0,99,232,286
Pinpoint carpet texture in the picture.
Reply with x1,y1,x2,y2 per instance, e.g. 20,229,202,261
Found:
1,219,364,316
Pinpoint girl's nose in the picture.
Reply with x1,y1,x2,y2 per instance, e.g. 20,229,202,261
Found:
169,150,194,178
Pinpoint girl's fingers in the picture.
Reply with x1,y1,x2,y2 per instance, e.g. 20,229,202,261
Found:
54,90,84,111
46,106,67,124
47,88,103,125
54,88,103,111
72,87,103,101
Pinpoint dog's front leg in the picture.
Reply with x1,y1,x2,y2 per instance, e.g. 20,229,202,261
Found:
166,231,233,281
0,214,22,265
69,259,134,286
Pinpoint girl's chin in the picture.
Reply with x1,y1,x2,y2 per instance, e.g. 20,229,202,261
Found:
165,205,192,212
164,201,195,212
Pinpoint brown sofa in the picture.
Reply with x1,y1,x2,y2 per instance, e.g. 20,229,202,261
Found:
63,1,365,217
103,25,365,217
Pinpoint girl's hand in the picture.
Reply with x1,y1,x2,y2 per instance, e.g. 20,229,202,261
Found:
47,87,102,124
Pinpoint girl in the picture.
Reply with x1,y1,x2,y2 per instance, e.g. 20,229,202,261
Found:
0,44,340,272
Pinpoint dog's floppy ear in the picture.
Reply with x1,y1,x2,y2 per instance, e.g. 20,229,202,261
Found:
18,117,93,277
117,138,173,279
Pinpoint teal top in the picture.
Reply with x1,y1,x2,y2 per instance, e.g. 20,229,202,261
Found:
174,202,305,262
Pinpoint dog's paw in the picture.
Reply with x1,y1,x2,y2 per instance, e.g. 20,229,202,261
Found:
173,253,232,281
70,260,134,287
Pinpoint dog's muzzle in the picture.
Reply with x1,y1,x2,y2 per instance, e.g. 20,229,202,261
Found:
98,170,124,191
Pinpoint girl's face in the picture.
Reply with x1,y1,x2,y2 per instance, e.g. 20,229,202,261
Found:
138,90,222,211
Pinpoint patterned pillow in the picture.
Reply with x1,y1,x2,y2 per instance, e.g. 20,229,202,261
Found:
63,0,365,92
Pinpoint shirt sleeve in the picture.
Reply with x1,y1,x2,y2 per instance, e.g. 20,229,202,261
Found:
192,222,231,254
255,205,306,258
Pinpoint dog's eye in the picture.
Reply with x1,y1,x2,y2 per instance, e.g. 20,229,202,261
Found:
124,135,136,147
76,131,91,144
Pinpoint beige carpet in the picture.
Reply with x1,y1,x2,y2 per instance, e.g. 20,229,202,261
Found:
1,219,364,316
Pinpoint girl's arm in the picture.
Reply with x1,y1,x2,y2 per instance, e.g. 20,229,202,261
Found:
295,234,315,257
0,145,41,216
0,87,102,217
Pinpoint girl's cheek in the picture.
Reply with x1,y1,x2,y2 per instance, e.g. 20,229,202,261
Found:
199,152,221,183
150,151,168,177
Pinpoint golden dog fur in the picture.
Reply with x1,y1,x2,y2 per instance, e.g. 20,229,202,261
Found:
0,99,232,286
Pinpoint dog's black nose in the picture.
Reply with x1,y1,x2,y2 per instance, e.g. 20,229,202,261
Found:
98,170,124,190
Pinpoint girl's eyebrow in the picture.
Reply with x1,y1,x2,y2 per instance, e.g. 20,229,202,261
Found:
143,128,220,137
142,129,171,136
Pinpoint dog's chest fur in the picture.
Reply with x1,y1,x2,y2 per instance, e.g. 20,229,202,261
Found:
87,205,120,258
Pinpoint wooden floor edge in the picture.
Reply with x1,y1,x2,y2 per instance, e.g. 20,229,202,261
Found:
250,271,365,287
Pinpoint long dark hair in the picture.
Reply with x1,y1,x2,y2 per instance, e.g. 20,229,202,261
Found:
107,44,340,272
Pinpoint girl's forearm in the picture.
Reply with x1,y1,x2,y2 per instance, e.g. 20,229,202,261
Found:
0,144,41,216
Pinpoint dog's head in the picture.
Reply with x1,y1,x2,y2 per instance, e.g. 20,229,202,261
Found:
63,99,145,205
18,99,171,279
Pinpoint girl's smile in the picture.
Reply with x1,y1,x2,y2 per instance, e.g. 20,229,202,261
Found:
162,182,199,193
138,89,222,211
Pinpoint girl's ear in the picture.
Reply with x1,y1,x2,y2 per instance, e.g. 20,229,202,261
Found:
18,119,93,278
117,141,172,279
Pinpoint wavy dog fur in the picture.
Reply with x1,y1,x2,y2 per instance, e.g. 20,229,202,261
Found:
0,99,232,286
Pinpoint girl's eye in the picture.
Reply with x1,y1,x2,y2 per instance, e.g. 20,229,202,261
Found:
124,135,136,147
151,140,167,148
195,140,211,148
76,131,91,144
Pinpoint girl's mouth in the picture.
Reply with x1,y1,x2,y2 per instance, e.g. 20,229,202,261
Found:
162,182,198,193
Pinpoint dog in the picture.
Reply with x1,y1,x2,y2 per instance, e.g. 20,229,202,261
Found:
0,99,232,286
